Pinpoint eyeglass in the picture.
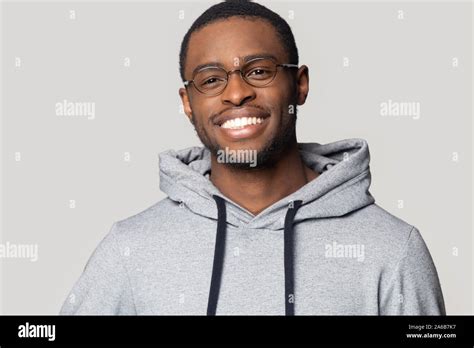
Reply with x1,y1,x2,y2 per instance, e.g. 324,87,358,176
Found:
183,57,299,96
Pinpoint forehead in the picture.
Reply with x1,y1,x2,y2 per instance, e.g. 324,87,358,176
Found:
185,17,289,77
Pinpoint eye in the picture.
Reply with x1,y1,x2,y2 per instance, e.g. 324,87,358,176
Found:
249,68,267,76
246,67,272,80
203,77,218,85
200,76,226,87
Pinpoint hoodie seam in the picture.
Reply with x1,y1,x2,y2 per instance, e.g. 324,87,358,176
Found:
161,171,219,203
379,225,415,309
316,169,370,205
111,222,138,314
238,169,372,230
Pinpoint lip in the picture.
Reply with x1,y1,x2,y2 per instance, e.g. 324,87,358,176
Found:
213,107,270,141
217,117,270,140
213,107,270,127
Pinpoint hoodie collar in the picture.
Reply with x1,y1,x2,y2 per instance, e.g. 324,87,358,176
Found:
159,138,375,230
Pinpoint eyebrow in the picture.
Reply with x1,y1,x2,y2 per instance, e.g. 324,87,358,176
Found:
190,53,278,77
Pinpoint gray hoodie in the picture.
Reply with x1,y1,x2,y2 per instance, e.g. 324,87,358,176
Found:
60,138,446,315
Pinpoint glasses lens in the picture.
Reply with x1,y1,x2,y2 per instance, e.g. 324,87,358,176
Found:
243,59,277,87
194,68,227,94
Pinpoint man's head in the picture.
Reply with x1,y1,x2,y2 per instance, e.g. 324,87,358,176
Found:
178,0,309,169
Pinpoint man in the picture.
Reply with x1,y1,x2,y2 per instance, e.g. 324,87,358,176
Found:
60,0,445,315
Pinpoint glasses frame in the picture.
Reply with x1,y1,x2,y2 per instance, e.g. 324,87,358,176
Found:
183,57,299,96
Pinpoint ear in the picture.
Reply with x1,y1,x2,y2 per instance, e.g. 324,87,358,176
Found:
179,87,194,123
295,65,309,106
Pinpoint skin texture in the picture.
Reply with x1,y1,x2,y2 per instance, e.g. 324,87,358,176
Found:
179,17,319,216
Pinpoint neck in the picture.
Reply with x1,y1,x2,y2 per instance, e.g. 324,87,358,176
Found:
209,142,319,216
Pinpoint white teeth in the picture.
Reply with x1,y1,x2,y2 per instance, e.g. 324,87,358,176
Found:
221,117,264,129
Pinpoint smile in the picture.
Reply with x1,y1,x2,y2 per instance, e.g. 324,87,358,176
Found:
220,117,265,129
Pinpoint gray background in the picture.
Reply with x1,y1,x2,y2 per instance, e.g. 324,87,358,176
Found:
1,0,472,314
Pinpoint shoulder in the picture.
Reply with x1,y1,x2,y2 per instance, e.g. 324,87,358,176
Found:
346,203,424,263
111,197,179,244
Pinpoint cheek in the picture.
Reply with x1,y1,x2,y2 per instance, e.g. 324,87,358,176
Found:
190,99,214,125
260,89,291,117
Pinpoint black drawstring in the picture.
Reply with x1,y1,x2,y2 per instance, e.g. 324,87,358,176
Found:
207,195,303,316
207,195,227,315
284,200,303,316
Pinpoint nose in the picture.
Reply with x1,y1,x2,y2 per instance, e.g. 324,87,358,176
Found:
220,70,256,106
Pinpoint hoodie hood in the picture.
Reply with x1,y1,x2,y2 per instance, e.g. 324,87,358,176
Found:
159,138,375,230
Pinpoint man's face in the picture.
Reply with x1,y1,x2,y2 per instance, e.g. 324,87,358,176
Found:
179,17,309,169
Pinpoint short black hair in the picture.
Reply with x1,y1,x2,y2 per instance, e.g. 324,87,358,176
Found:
179,0,299,82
